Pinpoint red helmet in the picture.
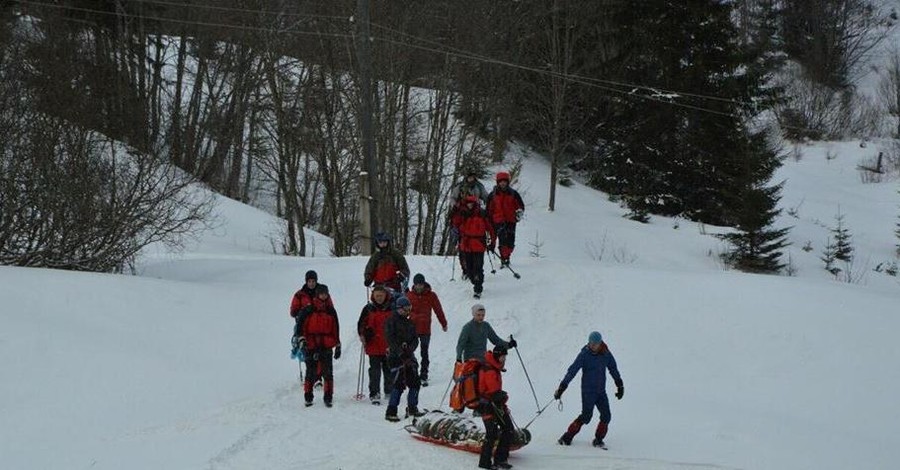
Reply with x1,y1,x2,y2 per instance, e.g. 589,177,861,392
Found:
496,171,510,183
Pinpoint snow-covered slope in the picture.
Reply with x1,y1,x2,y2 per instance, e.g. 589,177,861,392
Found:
2,141,899,470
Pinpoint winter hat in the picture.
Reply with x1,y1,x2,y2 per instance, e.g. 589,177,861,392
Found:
315,284,329,296
396,296,412,309
413,273,426,285
305,270,318,281
495,171,510,183
588,331,603,344
492,344,508,358
374,232,391,243
471,304,486,315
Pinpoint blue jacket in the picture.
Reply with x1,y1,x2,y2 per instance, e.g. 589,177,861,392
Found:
560,343,622,396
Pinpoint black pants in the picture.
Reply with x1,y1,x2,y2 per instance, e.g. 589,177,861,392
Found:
479,407,513,467
304,348,334,396
418,334,431,379
367,354,393,397
461,251,485,293
495,223,517,254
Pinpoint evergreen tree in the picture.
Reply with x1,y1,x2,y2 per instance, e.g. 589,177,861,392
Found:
821,209,854,277
718,182,791,273
597,0,781,227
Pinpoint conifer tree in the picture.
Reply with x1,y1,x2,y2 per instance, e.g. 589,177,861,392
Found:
598,0,780,227
718,182,791,273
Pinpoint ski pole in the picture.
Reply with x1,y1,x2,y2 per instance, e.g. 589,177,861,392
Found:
450,256,456,281
522,397,556,429
512,339,541,411
355,343,366,400
439,373,454,408
487,249,496,274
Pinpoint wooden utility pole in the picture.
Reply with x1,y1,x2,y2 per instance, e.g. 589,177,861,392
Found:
359,172,373,255
356,0,376,254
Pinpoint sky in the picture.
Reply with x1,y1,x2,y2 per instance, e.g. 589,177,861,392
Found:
2,138,900,470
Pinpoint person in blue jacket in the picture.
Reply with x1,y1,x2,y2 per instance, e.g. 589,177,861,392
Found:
554,331,624,448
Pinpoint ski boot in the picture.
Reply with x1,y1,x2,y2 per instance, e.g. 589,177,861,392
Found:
592,437,606,449
501,258,510,268
304,392,314,407
324,394,333,408
558,433,573,445
370,393,381,405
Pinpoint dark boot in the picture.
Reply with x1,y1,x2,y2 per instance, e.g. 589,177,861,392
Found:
385,405,400,422
406,405,424,418
304,392,314,407
324,393,333,408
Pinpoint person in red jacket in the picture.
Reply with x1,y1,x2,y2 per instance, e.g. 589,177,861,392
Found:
295,284,341,407
364,232,411,293
289,270,326,319
486,172,525,268
357,285,394,405
476,345,514,470
405,273,448,386
456,195,496,298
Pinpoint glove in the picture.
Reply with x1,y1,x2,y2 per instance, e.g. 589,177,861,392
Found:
554,383,567,400
515,209,523,221
363,327,374,341
616,385,624,400
364,278,373,287
491,390,508,405
507,338,517,349
334,345,342,360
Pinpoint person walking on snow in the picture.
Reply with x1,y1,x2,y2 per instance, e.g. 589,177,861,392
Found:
476,345,515,470
290,270,334,382
405,273,448,386
294,284,342,407
485,172,525,268
357,285,395,405
554,331,624,448
456,304,515,363
384,296,424,421
454,196,496,298
364,232,410,293
448,166,488,278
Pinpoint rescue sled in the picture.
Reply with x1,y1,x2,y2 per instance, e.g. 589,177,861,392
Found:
403,410,531,454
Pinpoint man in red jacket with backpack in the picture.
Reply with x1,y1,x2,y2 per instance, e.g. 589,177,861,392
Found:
476,345,514,470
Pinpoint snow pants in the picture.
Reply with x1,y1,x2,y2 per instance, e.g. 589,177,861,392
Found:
304,348,334,398
480,408,513,467
460,251,485,293
367,354,393,398
494,222,517,260
418,334,431,380
566,391,611,440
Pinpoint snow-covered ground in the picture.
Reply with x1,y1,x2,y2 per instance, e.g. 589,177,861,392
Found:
2,141,899,470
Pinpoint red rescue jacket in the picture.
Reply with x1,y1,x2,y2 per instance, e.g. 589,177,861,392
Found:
298,297,340,350
487,186,524,224
357,295,393,356
406,284,448,335
457,208,495,253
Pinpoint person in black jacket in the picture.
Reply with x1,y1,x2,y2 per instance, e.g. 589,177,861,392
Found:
383,296,423,421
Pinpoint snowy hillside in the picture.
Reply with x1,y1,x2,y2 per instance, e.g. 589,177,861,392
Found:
2,141,899,470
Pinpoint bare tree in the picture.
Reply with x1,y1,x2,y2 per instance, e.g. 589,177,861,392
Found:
878,48,900,138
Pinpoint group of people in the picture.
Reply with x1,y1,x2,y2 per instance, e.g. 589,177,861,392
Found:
287,169,626,469
449,169,525,298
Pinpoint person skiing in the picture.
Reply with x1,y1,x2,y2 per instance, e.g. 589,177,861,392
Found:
384,296,424,421
485,172,525,268
554,331,624,448
476,345,514,470
364,232,410,293
456,304,515,363
357,285,394,405
454,196,496,298
405,273,448,386
294,284,342,407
